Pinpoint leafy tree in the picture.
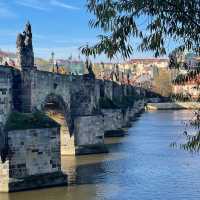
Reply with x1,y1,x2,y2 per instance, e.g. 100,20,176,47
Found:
166,49,200,152
153,68,172,97
171,111,200,152
82,0,200,152
82,0,200,59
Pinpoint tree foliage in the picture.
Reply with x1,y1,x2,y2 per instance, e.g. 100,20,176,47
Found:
82,0,200,59
173,68,200,85
171,111,200,153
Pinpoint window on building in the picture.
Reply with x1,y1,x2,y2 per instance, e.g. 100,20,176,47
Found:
0,88,7,95
2,90,6,95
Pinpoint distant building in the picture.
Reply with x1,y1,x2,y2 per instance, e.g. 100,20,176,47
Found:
93,58,170,88
124,58,169,75
68,60,85,75
172,75,200,100
172,69,200,100
56,58,85,75
171,50,200,70
0,50,17,67
185,52,200,68
93,62,114,79
173,84,200,100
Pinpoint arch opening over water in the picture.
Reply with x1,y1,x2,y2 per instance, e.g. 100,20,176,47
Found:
42,93,76,155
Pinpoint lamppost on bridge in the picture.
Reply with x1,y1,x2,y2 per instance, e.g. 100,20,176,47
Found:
51,51,55,73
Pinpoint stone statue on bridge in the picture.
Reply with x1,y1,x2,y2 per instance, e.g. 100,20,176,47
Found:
16,21,34,69
85,59,95,79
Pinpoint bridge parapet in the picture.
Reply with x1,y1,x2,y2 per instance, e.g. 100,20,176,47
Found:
0,65,21,153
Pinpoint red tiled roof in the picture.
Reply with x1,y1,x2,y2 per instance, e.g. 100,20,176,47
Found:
126,58,169,64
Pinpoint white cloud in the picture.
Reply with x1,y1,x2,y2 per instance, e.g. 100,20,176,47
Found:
15,0,49,11
15,0,79,11
0,4,17,18
46,38,96,46
50,0,80,10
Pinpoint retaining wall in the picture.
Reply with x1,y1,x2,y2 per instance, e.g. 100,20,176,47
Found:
147,102,200,110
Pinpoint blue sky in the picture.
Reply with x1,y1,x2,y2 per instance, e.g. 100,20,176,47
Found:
0,0,169,61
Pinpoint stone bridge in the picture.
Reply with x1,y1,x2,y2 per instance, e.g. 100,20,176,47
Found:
0,63,137,155
0,23,144,155
0,23,145,192
0,66,102,151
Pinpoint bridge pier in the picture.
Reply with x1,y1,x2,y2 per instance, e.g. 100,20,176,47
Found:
74,115,107,155
0,113,67,192
101,100,145,137
45,110,107,155
102,109,125,137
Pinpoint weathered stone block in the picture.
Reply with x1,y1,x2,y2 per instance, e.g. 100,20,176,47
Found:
0,127,67,192
74,115,107,155
102,109,125,137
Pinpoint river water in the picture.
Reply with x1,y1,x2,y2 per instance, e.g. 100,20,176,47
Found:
1,110,200,200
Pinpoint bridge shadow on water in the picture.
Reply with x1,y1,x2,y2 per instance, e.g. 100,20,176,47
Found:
0,142,130,200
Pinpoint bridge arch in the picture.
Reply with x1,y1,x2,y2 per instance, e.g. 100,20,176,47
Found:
41,93,74,136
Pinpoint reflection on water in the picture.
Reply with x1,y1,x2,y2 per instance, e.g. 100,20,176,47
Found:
1,110,200,200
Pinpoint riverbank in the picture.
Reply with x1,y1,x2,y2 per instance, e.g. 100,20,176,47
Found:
147,102,200,110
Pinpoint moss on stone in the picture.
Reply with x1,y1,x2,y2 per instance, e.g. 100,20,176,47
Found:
5,111,60,131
